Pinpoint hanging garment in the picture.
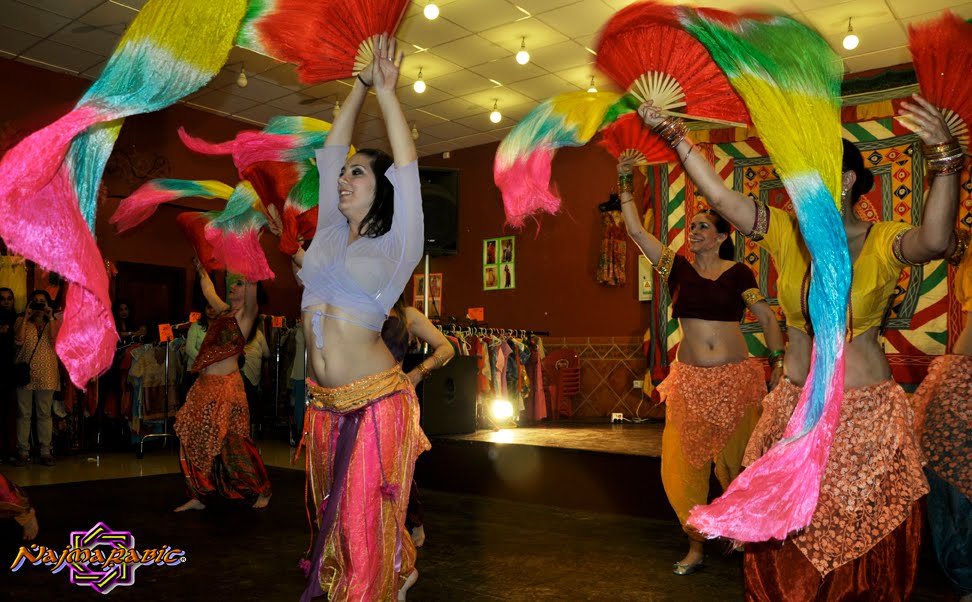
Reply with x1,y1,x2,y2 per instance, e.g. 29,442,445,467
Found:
597,210,627,286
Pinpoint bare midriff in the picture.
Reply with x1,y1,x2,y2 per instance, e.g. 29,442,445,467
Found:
303,303,397,388
782,326,891,389
676,318,750,367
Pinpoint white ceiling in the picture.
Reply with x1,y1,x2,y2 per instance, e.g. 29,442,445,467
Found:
2,0,971,157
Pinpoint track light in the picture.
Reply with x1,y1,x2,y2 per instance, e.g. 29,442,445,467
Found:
515,37,530,65
587,76,597,93
842,18,859,50
236,64,248,88
489,100,502,124
424,1,439,20
413,67,426,93
411,123,419,141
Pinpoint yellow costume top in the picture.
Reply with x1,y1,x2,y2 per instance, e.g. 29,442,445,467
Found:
754,205,915,337
954,230,972,312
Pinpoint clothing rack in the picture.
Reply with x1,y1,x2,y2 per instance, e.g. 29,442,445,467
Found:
434,317,549,338
136,336,180,459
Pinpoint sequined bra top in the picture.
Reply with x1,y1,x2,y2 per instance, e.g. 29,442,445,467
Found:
191,314,245,373
298,145,424,349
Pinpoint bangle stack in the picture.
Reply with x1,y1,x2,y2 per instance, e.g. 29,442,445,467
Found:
418,363,432,379
924,139,964,176
652,116,688,148
767,349,785,369
618,173,633,194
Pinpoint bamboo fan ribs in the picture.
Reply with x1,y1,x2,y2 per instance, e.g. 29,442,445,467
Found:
598,113,677,166
908,11,972,155
594,1,751,128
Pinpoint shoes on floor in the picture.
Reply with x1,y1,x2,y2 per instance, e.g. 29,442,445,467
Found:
672,558,704,576
411,525,425,548
13,456,28,467
39,456,55,467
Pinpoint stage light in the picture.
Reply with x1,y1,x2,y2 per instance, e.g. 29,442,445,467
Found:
489,99,502,124
490,399,514,420
842,18,859,50
424,1,439,20
587,76,597,93
515,38,530,65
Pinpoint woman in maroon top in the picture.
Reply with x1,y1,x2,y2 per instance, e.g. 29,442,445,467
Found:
618,159,785,574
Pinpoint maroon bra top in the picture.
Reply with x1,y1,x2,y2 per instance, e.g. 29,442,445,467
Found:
668,255,758,322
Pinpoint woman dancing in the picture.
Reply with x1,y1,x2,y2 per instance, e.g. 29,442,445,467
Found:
618,158,785,574
173,260,271,512
297,34,426,601
635,93,961,599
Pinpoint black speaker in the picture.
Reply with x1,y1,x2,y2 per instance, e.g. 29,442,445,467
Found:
418,167,459,256
413,355,478,435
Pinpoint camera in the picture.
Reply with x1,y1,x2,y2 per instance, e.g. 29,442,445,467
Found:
30,301,47,311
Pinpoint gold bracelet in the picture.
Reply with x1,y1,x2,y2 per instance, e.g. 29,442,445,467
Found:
652,116,688,148
418,363,432,379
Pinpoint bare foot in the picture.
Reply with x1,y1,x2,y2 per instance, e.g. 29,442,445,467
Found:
252,494,271,509
174,499,206,512
397,569,418,601
21,510,39,541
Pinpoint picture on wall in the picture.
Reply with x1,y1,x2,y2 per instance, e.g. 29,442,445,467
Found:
483,236,515,290
413,273,442,316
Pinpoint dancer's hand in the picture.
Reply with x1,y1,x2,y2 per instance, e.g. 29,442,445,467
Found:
769,364,783,391
617,157,636,176
636,101,665,129
898,94,953,146
371,33,404,93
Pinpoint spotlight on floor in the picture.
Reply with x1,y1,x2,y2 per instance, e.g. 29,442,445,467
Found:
488,399,517,429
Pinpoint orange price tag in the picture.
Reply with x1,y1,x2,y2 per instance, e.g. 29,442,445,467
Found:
272,316,284,328
158,324,174,342
189,312,202,323
467,307,484,321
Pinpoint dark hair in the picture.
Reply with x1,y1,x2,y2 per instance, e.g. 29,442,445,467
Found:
355,149,395,238
700,210,735,260
0,287,13,299
29,289,53,305
841,139,875,204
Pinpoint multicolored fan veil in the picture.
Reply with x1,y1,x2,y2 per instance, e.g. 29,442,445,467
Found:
595,1,750,127
494,91,622,227
680,7,849,542
236,0,410,84
0,0,247,388
908,11,972,154
110,180,236,233
206,181,273,282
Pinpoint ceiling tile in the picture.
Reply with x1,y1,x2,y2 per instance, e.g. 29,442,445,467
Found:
534,0,616,39
829,20,908,58
436,0,527,32
257,64,309,92
408,109,450,128
50,26,121,56
452,112,499,129
887,0,962,19
302,79,354,100
227,47,282,77
397,13,472,48
420,97,488,120
79,58,105,79
468,58,546,85
488,125,516,140
269,92,326,116
711,0,801,12
307,106,341,122
507,73,577,100
231,77,294,103
18,0,103,18
423,69,496,96
422,119,479,140
479,17,569,53
229,103,281,125
514,0,581,12
397,83,454,109
907,3,972,23
400,50,464,80
403,0,460,19
77,1,138,34
461,87,533,111
16,54,75,75
451,132,499,148
842,46,913,73
20,38,102,73
188,90,260,116
802,0,896,35
556,64,606,90
112,0,148,8
502,101,543,121
430,35,509,68
0,24,41,55
792,0,853,9
3,0,71,36
527,40,593,73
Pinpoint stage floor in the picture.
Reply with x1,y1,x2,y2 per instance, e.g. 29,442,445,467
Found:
441,421,663,458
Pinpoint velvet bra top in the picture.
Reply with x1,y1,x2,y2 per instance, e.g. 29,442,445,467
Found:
658,253,763,322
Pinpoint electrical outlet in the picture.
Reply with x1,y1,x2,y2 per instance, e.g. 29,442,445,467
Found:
611,412,624,423
632,380,644,389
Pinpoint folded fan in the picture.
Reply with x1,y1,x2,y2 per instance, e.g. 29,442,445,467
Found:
907,11,972,155
595,1,750,128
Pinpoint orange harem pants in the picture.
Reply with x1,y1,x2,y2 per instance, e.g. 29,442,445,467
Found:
301,366,430,602
174,371,271,504
658,359,765,539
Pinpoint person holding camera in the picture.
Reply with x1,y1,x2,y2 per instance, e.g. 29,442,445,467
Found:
12,290,60,466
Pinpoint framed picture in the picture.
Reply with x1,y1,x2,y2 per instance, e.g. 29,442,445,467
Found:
413,273,442,316
638,256,653,301
483,236,515,291
483,265,499,291
499,263,515,289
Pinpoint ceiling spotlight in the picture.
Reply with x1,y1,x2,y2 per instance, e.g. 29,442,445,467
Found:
489,100,502,124
424,1,439,20
587,76,597,93
236,64,248,88
413,67,426,94
411,123,420,141
515,37,530,65
842,18,859,50
333,98,341,119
